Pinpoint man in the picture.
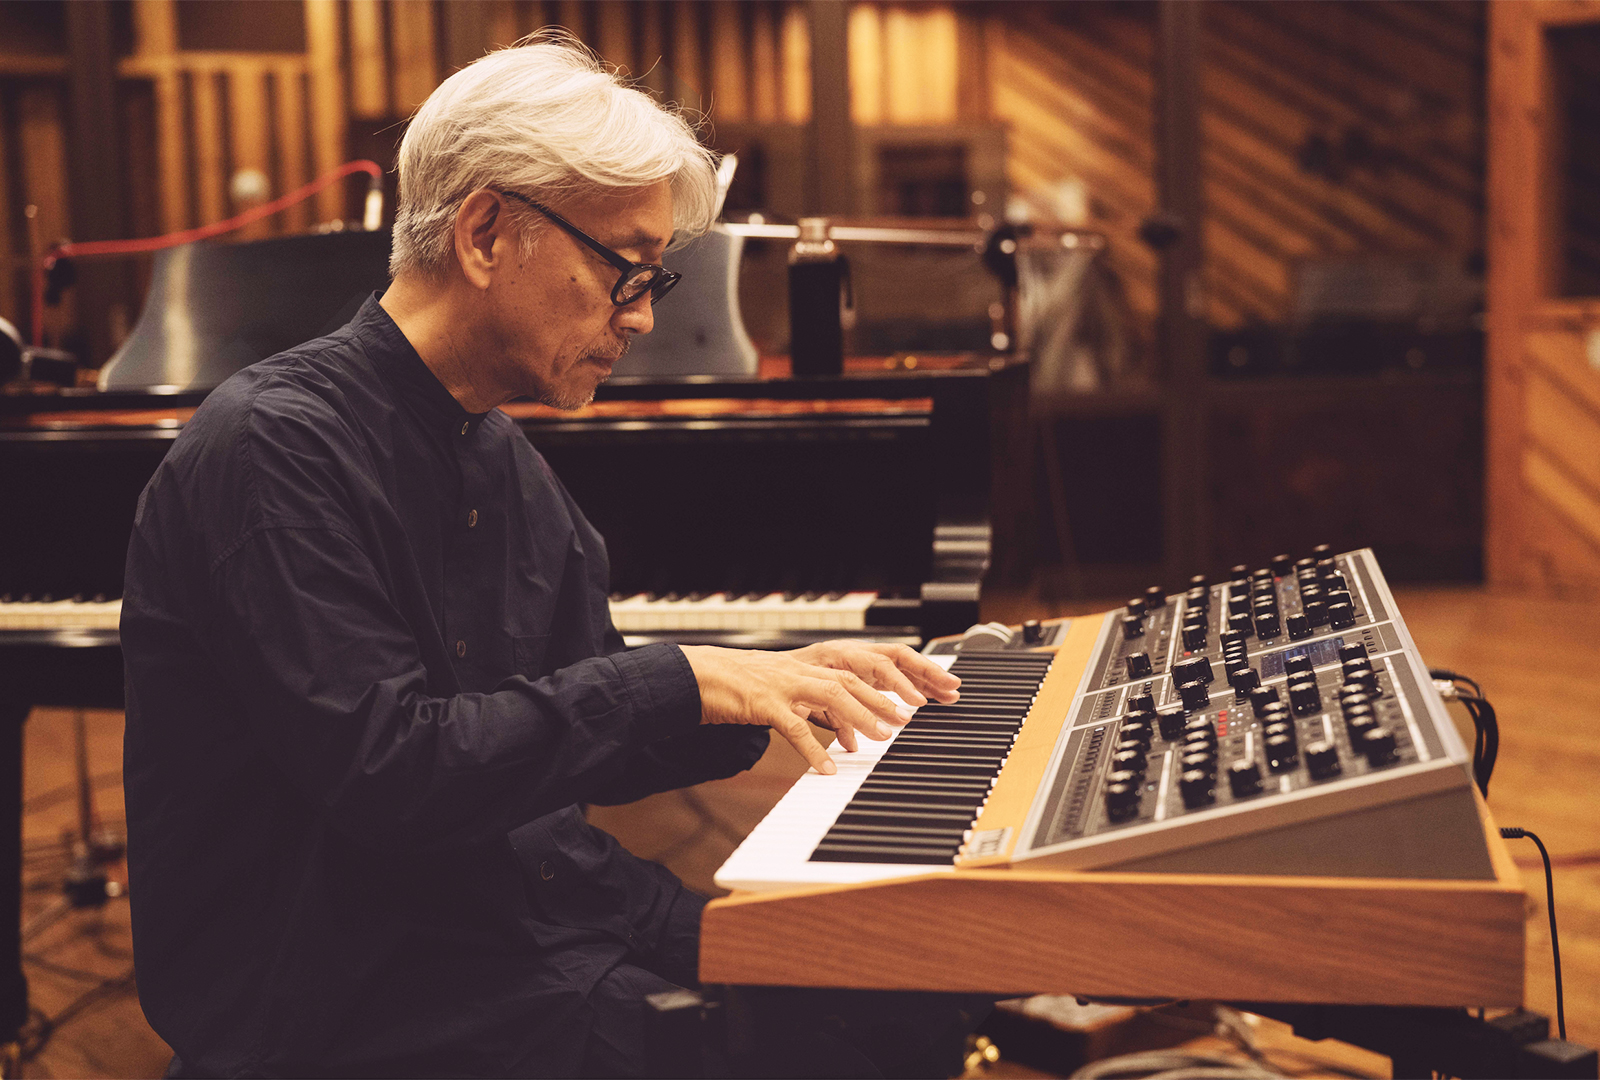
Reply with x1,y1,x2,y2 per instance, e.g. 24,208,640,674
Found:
121,34,961,1077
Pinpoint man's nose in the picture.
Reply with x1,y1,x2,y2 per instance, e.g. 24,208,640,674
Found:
614,294,654,335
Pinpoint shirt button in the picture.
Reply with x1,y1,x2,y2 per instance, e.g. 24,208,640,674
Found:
460,422,470,436
467,509,478,528
539,860,555,881
456,639,466,658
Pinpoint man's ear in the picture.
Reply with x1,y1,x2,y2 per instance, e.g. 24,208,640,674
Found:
454,189,507,290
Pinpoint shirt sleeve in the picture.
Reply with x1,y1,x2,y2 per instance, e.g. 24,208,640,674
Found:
210,521,704,853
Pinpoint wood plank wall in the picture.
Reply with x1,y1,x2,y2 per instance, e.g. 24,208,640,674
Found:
983,0,1486,333
1,1,1486,352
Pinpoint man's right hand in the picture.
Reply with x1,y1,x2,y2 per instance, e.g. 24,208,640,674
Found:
679,645,918,775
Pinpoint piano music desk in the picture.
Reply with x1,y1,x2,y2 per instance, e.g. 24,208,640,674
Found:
700,614,1526,1008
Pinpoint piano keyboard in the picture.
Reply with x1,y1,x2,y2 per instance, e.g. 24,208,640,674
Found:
714,651,1055,892
0,596,122,631
0,592,883,636
608,591,878,633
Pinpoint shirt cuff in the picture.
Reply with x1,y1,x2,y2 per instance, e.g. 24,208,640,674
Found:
610,643,703,744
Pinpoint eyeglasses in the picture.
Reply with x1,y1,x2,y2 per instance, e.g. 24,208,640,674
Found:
494,189,680,307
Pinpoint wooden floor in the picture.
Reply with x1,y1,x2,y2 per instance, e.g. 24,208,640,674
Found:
13,585,1599,1077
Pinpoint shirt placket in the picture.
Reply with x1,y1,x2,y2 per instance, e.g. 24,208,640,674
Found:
444,418,481,667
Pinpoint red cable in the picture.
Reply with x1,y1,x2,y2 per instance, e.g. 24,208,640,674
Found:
30,159,384,347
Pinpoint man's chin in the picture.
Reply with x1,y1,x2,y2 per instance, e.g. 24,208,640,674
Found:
538,370,608,411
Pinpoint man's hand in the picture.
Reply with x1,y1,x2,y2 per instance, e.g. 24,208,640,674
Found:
679,642,961,776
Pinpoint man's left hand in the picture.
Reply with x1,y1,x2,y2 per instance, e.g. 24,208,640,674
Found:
786,641,962,753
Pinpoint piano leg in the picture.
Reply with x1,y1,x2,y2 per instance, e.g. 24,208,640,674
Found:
0,698,28,1049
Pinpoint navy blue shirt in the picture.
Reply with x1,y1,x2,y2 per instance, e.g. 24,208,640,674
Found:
121,296,767,1076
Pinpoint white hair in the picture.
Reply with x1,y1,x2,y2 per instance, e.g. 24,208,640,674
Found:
389,30,719,280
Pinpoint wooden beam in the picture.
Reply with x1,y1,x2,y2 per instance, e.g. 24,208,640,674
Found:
806,0,853,214
227,62,272,240
780,3,811,123
847,3,882,126
749,1,779,122
390,0,439,116
347,0,388,120
133,0,188,233
709,1,747,121
64,0,128,363
274,62,311,232
18,86,73,343
304,0,347,223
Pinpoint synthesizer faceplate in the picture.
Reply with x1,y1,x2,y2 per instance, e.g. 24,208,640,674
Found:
968,548,1487,878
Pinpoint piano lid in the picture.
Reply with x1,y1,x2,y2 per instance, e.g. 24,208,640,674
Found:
98,229,392,392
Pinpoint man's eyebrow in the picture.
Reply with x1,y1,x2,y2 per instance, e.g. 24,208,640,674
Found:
603,228,670,252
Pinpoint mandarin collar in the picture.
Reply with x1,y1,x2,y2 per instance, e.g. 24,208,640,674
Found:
351,293,491,438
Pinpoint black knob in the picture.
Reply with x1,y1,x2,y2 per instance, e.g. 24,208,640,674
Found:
1228,759,1263,798
1230,564,1249,578
1127,690,1156,715
1189,573,1209,589
1342,707,1376,732
1219,629,1245,652
1251,594,1277,613
1263,724,1297,757
1249,685,1281,717
1288,680,1322,714
1180,770,1216,808
1270,554,1293,576
1179,679,1211,712
1255,612,1282,639
1305,740,1341,780
1299,581,1325,600
1311,543,1332,557
1222,656,1249,684
1126,597,1147,618
1173,655,1214,686
1126,652,1153,680
1226,594,1250,616
1325,587,1353,609
1265,733,1298,772
1022,620,1045,644
1327,602,1356,629
1182,717,1217,745
1119,721,1153,749
1181,622,1208,651
1182,732,1216,759
1338,641,1368,663
1110,751,1147,778
1114,738,1148,760
1156,705,1186,740
1284,655,1314,678
1315,553,1337,572
1227,611,1254,637
1346,714,1379,746
1339,691,1373,715
1121,614,1146,640
1342,656,1372,675
1343,670,1379,695
1229,667,1261,694
1180,749,1217,775
1144,585,1167,608
1286,612,1311,640
1106,780,1142,822
1304,599,1328,627
1184,587,1210,612
1361,727,1398,766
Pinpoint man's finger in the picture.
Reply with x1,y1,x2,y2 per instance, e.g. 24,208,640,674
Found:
800,678,894,742
880,643,962,702
772,710,836,774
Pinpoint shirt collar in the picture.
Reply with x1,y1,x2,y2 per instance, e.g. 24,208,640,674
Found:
350,293,491,439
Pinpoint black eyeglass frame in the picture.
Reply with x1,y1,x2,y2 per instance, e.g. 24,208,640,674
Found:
494,189,680,306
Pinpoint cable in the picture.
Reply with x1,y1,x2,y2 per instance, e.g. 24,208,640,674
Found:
1068,1050,1282,1079
29,159,384,347
1430,669,1497,797
1501,827,1565,1041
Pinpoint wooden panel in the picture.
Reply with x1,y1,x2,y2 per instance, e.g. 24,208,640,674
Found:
188,68,226,225
671,0,704,104
848,4,883,126
0,92,13,326
749,1,779,123
595,0,634,74
1524,325,1600,417
389,0,438,115
274,61,310,232
884,5,956,125
1525,364,1600,497
637,0,666,97
227,62,272,238
701,856,1524,1004
1523,446,1600,551
132,0,188,233
780,2,810,123
708,1,747,121
18,85,72,338
346,0,387,119
304,0,345,223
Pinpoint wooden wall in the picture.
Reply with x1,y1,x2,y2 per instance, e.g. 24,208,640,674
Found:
981,1,1486,334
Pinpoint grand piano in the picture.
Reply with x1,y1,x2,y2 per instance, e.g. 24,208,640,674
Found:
0,228,1023,1045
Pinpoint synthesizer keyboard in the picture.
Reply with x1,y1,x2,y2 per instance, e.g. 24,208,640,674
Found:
714,546,1491,891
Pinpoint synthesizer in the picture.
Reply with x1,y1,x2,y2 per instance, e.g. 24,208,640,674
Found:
701,548,1523,1005
716,545,1488,889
